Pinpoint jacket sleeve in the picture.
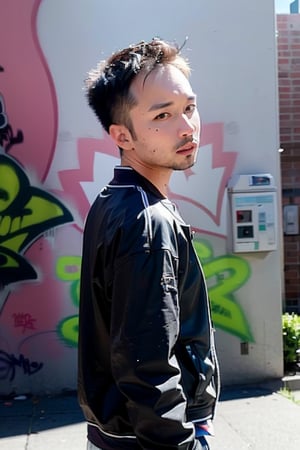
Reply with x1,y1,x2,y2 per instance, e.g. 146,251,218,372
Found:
110,238,201,450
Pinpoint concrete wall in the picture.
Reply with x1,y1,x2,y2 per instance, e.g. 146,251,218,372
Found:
0,0,283,394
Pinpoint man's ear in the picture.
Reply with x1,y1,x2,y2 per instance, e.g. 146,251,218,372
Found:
109,124,133,150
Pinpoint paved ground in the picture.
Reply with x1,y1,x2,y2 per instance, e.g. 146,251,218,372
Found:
0,379,300,449
208,381,300,450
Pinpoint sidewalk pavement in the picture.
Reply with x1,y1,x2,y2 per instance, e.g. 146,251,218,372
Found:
0,378,300,450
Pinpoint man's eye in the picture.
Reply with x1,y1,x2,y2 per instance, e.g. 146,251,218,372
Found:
154,112,170,120
185,104,197,115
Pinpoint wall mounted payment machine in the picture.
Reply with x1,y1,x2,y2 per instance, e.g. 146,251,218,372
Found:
227,174,277,253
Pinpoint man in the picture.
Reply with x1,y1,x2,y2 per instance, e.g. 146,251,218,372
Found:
78,38,220,450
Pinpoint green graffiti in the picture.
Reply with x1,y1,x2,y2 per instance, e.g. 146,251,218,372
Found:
56,256,81,345
0,152,73,292
56,239,253,347
57,315,78,348
70,280,80,308
56,255,82,282
194,239,254,342
56,255,81,308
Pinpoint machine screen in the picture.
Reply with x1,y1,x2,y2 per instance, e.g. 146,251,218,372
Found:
236,210,252,223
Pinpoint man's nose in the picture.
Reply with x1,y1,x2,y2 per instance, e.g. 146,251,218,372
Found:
178,114,196,137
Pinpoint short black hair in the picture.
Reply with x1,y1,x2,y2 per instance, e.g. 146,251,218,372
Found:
85,38,190,134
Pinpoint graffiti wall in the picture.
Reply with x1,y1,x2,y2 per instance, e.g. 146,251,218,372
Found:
0,0,283,394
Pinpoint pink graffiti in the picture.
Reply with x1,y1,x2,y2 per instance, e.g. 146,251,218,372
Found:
59,134,119,229
12,313,36,334
58,124,237,232
0,0,57,181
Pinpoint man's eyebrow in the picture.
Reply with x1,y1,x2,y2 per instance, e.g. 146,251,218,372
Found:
148,95,197,112
148,101,173,112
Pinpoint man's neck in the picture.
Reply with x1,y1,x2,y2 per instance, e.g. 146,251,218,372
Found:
120,161,171,198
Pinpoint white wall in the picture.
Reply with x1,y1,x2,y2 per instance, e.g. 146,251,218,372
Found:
0,0,282,395
37,0,284,385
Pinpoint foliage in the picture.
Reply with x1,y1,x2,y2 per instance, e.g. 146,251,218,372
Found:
278,387,300,405
282,313,300,367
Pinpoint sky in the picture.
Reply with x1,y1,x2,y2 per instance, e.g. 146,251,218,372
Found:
275,0,298,13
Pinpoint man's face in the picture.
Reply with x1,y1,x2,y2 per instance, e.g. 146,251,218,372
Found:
127,64,201,173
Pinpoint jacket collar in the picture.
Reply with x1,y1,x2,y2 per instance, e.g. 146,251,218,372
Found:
110,166,165,199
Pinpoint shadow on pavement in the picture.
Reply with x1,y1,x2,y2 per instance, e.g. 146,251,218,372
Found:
0,380,290,439
219,379,283,402
0,390,85,438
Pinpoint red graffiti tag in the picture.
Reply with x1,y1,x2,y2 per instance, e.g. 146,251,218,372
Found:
12,313,36,334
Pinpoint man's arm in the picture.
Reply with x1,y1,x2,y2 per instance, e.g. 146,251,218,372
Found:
110,247,200,449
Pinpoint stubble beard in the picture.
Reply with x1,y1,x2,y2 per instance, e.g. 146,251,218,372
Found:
171,151,197,171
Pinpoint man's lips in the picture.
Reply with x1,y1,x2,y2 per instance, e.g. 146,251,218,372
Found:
176,141,198,154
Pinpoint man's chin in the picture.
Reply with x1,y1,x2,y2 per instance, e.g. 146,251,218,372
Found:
172,159,196,171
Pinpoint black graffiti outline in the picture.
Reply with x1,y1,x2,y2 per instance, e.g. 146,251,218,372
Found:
0,350,43,381
0,153,74,291
0,66,24,152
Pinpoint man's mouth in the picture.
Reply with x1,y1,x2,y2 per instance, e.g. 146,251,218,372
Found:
176,140,198,155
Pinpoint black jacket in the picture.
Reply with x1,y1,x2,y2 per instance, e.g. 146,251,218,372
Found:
78,166,220,450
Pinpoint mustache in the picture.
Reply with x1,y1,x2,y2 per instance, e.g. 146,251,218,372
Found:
175,136,199,150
